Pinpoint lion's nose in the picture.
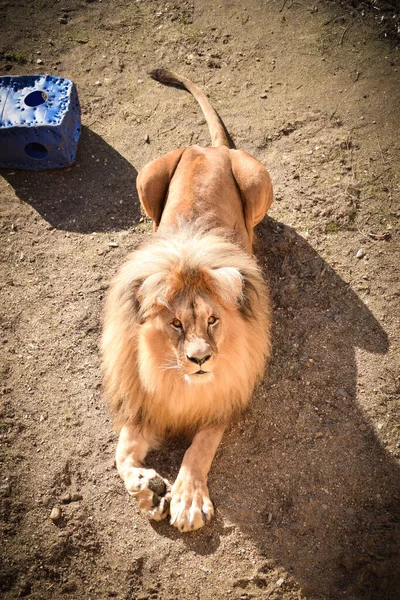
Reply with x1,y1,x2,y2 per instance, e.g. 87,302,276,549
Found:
185,338,212,366
186,353,211,366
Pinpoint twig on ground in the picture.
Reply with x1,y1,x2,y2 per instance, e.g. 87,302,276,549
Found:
357,227,391,241
339,22,353,45
323,14,346,26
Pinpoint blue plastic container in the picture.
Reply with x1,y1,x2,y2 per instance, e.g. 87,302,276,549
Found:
0,74,81,170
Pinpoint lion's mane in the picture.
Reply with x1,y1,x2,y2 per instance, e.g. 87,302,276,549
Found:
101,222,271,436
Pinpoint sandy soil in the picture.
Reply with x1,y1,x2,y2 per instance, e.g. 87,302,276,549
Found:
1,0,399,598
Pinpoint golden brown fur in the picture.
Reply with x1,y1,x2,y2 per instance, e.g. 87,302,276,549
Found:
101,68,273,532
102,223,271,437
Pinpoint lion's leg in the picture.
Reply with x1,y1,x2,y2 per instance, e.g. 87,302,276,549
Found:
116,422,171,521
170,425,225,532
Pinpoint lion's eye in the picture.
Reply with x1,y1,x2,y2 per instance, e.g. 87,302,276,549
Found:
208,316,219,325
171,318,183,329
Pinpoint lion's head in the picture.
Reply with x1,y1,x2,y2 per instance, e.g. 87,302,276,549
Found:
102,222,271,434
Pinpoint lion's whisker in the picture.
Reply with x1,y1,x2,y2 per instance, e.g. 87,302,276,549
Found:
159,363,180,372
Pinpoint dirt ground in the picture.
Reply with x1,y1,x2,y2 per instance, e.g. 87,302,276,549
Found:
1,0,400,598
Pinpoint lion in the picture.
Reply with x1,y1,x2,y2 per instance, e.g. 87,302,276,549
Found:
101,68,273,532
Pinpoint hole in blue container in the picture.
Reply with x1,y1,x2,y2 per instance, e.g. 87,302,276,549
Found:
24,91,47,107
25,143,48,160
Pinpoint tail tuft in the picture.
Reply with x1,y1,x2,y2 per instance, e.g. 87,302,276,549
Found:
149,68,183,87
149,67,230,148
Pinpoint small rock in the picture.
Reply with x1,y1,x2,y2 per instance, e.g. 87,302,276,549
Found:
315,431,324,438
36,59,43,65
0,483,11,498
276,577,285,587
58,17,68,24
50,506,62,521
94,80,102,87
260,92,268,99
60,491,71,504
356,248,366,259
144,134,150,144
108,242,119,248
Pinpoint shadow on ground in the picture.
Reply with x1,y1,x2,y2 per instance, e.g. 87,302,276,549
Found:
2,127,140,233
151,218,399,599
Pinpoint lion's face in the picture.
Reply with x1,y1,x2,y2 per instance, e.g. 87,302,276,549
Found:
140,291,228,383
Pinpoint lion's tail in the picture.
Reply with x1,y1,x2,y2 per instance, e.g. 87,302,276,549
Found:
150,67,230,148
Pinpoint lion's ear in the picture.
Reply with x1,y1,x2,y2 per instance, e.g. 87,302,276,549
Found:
209,267,244,306
229,149,273,235
136,148,186,228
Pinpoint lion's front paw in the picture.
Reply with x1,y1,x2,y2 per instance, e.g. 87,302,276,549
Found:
125,468,171,522
170,476,214,532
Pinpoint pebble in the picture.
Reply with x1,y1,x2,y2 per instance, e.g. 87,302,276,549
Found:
0,483,11,498
58,17,68,24
36,59,43,65
50,506,62,521
94,81,102,87
276,577,285,587
356,248,366,259
108,242,119,248
144,134,150,143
